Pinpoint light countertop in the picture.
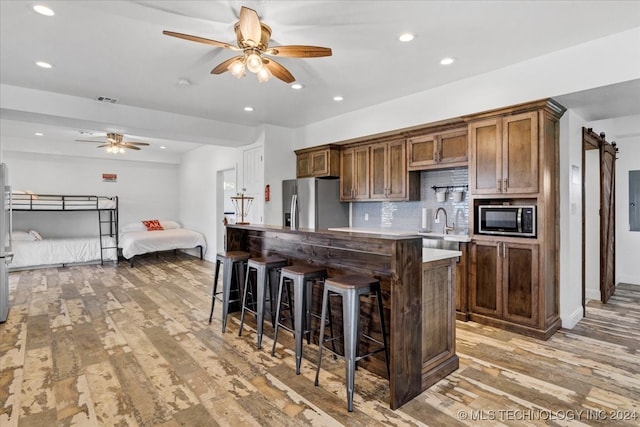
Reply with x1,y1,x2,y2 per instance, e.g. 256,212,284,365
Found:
327,227,471,242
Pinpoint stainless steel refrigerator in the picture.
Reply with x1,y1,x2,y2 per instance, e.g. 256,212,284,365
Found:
1,163,13,322
282,178,349,230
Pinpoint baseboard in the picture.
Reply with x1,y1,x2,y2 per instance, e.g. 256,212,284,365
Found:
617,275,640,286
585,288,601,301
561,305,583,330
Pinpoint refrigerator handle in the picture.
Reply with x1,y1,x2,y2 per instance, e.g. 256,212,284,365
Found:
290,195,298,230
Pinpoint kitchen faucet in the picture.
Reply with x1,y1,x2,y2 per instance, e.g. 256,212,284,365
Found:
434,207,454,234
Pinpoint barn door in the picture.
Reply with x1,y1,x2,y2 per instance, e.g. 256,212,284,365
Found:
600,142,617,303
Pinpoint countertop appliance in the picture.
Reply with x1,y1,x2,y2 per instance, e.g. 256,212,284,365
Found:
477,204,536,237
1,163,13,322
283,178,349,230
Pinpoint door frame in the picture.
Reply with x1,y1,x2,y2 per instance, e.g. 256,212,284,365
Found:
581,127,617,312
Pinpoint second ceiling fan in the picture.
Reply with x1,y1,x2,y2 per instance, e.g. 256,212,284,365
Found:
163,6,332,83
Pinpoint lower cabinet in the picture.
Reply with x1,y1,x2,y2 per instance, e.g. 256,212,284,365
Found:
469,239,540,329
455,242,469,321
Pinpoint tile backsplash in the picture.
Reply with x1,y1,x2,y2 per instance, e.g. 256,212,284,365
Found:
352,167,469,234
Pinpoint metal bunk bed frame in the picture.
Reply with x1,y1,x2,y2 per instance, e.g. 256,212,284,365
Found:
11,194,119,265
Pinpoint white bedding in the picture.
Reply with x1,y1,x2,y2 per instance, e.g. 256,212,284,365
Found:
12,194,117,210
9,236,118,269
119,228,206,259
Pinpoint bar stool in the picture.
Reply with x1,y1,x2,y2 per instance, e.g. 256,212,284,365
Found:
314,274,390,412
209,251,250,332
238,255,288,349
271,264,327,374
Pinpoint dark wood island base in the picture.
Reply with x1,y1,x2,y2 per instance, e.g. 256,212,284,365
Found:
225,224,459,410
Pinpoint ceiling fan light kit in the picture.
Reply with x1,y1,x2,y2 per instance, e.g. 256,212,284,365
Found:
163,6,332,84
75,132,150,155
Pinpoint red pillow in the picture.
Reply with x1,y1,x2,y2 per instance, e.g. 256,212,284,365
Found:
142,219,164,231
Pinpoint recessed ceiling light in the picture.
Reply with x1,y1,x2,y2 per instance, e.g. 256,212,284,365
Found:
333,96,343,102
160,146,167,150
35,132,44,136
291,83,303,90
399,33,414,42
440,57,456,66
33,5,54,16
177,78,191,87
36,61,53,69
244,106,254,112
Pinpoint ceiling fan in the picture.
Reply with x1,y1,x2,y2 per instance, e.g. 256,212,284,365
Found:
163,6,332,83
76,132,150,153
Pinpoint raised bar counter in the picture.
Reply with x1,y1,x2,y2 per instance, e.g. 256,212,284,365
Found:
225,224,459,410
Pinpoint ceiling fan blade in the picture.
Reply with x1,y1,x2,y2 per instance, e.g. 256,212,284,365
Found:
263,58,295,84
121,144,141,150
123,142,150,146
75,139,103,143
238,6,262,47
163,30,238,50
265,45,332,58
96,144,111,148
211,55,243,74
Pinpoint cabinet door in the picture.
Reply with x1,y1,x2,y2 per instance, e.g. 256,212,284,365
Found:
340,148,355,200
310,150,329,176
296,152,312,178
503,111,538,194
502,242,539,326
407,134,437,169
469,240,501,317
387,140,407,199
469,118,502,194
439,129,468,164
370,142,388,199
353,146,370,199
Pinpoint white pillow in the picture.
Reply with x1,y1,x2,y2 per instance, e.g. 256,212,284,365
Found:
29,229,43,241
121,222,147,233
13,230,36,241
160,220,181,230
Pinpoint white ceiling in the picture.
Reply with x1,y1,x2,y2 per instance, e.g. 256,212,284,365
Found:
1,0,640,160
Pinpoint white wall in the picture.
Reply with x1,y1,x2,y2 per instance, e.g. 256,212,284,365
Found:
262,124,296,226
5,151,179,237
559,110,587,328
613,137,640,285
179,145,242,261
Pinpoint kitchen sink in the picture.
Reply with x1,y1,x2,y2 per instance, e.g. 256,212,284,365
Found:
422,236,460,251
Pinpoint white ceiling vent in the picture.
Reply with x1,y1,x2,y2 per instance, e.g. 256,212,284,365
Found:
94,96,118,103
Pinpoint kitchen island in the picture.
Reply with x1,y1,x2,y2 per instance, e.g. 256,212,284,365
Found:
225,224,460,410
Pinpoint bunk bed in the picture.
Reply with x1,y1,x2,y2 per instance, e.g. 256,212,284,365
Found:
10,193,119,269
119,220,206,266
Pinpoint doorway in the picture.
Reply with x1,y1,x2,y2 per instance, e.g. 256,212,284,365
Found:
216,167,237,253
582,127,617,309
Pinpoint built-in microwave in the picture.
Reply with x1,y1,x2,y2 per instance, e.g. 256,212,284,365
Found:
477,205,536,237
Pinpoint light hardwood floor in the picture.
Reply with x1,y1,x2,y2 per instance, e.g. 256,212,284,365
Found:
1,253,638,426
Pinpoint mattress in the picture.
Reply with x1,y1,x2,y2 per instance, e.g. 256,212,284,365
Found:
11,194,117,210
9,236,118,269
119,228,206,259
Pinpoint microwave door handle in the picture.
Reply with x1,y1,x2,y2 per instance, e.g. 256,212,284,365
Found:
517,209,522,233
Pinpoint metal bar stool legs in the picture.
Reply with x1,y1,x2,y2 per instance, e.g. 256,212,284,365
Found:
238,256,288,349
314,274,389,412
271,265,327,374
209,251,250,332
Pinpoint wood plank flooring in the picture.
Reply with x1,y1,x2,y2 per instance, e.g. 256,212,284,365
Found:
1,253,638,426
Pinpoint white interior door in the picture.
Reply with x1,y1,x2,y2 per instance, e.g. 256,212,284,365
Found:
243,146,264,225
